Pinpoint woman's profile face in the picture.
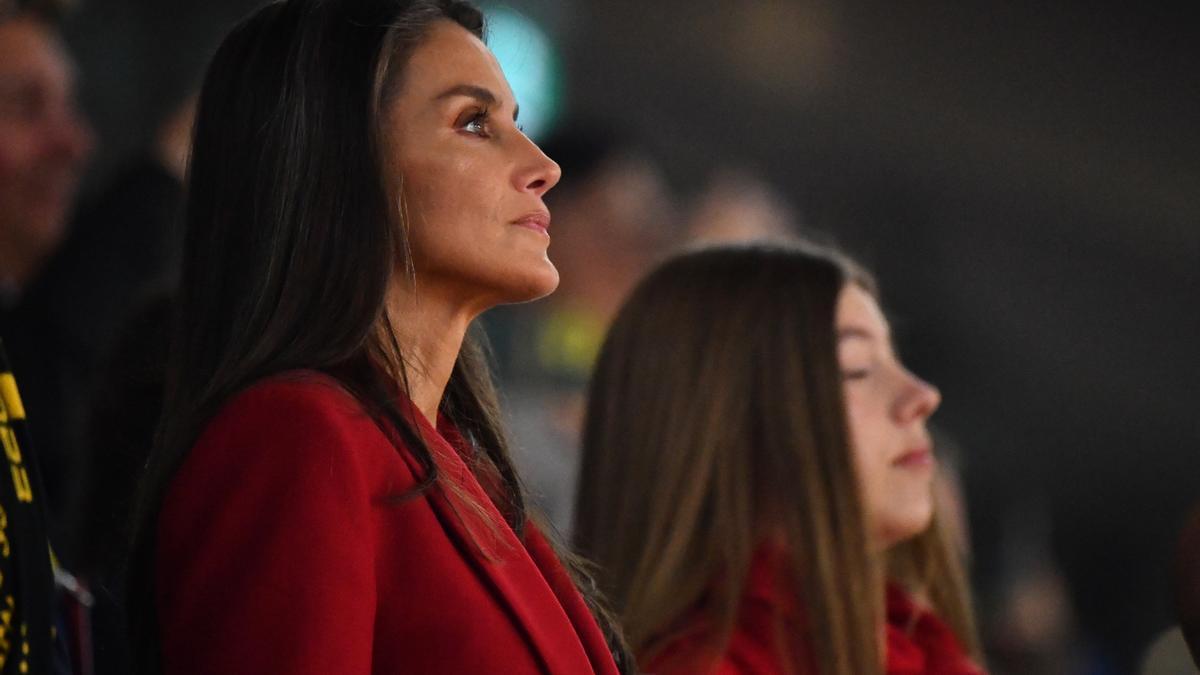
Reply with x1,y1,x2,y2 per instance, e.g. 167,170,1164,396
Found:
380,20,561,309
836,283,942,551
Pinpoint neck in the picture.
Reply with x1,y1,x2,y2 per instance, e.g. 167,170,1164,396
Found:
383,276,481,425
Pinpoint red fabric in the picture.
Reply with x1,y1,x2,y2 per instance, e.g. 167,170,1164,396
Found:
156,371,619,675
644,548,983,675
883,584,983,675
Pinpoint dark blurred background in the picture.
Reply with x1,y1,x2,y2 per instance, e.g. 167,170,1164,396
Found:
59,1,1199,673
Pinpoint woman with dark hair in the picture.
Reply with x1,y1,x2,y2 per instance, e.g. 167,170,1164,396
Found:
127,1,626,673
574,243,985,675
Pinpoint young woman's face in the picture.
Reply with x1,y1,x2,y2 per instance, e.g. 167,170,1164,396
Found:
380,20,561,310
836,283,942,551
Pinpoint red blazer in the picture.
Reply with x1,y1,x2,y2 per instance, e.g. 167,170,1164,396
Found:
156,371,619,675
644,548,983,675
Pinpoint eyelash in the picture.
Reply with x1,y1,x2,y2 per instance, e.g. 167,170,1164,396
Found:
461,106,491,137
841,369,872,381
459,106,523,137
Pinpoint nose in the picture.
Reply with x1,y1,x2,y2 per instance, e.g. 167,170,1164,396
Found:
512,134,561,197
894,369,941,424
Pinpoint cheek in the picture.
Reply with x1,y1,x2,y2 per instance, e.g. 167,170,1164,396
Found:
846,399,887,508
404,155,497,232
387,141,557,302
845,392,933,547
0,130,28,178
843,392,882,470
0,137,32,216
860,462,936,551
849,424,890,519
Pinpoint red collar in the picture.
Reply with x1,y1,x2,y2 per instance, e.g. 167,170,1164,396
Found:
743,547,984,675
884,583,984,675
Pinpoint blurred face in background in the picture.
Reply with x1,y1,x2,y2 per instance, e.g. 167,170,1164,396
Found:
0,15,92,287
380,20,561,310
837,283,942,551
544,152,674,324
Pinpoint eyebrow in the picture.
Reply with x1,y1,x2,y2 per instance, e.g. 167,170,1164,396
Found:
434,83,520,121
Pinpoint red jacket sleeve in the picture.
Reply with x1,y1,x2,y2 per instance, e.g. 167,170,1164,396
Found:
155,376,395,675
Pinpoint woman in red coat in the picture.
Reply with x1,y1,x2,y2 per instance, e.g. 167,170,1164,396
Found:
574,243,985,675
126,1,627,673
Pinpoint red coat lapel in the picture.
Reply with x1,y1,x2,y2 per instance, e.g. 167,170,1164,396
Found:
395,403,609,674
524,526,621,675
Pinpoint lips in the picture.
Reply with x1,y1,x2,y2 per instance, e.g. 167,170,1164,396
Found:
892,447,934,469
512,210,551,235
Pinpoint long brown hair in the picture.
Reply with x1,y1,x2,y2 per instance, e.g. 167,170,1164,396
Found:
574,242,979,674
126,1,629,671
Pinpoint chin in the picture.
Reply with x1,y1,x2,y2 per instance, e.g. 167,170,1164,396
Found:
877,502,936,551
497,261,560,304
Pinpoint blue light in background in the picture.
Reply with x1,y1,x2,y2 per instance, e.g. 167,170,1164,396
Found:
482,4,563,141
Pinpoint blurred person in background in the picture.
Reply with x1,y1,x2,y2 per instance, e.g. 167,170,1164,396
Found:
67,92,201,660
0,0,94,551
982,497,1083,675
127,1,629,673
49,83,193,566
6,18,195,668
486,119,675,534
682,168,799,246
57,86,194,675
0,0,90,293
47,89,193,368
71,295,172,675
574,242,984,675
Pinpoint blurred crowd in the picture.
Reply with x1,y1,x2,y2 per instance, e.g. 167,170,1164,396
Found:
0,0,1195,674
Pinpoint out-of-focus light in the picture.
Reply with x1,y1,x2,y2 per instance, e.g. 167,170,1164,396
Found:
482,4,562,141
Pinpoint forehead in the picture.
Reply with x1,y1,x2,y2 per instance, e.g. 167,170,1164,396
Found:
398,20,514,105
836,283,889,337
0,17,74,88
